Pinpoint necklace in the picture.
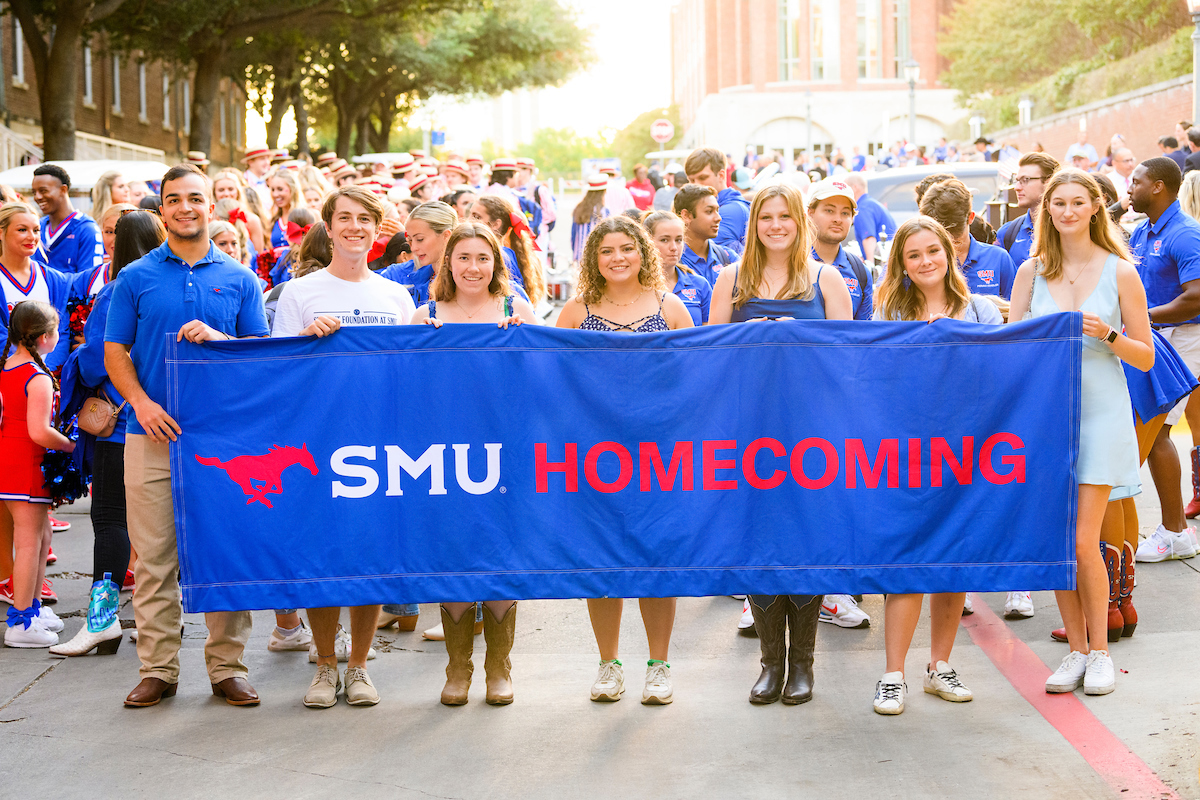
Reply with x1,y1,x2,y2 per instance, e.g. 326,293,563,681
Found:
455,296,492,319
1064,260,1090,285
604,287,646,307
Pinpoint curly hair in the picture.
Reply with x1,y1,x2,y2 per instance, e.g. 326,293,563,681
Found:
576,215,665,305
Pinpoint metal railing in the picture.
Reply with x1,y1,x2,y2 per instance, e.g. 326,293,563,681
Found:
0,123,42,170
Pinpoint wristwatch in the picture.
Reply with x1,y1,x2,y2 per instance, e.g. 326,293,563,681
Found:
1104,327,1118,343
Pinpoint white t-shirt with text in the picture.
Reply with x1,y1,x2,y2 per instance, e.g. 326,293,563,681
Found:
272,269,417,337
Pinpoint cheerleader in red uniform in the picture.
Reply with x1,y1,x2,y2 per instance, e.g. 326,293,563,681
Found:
1,301,74,647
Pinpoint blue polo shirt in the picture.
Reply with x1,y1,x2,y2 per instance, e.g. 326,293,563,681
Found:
671,267,712,325
35,211,103,274
1130,200,1200,326
813,246,873,321
105,241,268,435
714,188,750,255
679,241,733,286
997,210,1035,272
852,194,896,258
380,260,434,306
959,237,1016,299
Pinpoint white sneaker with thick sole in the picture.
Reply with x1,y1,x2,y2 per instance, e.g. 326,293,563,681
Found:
642,661,673,705
590,659,625,702
1046,650,1088,693
873,672,906,715
961,594,974,615
38,604,64,633
1003,591,1034,619
819,594,870,628
268,621,312,652
1135,525,1198,562
4,617,58,648
308,624,377,663
737,598,755,630
1083,650,1115,696
924,661,973,702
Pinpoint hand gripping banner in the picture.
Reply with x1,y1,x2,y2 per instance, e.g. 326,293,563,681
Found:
167,314,1081,613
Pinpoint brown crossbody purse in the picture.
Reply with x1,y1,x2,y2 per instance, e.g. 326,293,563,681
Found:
77,390,126,438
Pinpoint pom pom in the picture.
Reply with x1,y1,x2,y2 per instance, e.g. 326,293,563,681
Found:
42,440,89,508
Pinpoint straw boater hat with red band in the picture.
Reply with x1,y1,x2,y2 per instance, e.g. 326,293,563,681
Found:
392,153,416,173
410,149,429,160
516,157,535,169
332,163,357,181
491,158,517,171
444,160,469,177
185,151,210,167
241,147,271,164
407,174,431,194
465,155,484,166
269,149,290,165
315,152,338,168
586,174,610,191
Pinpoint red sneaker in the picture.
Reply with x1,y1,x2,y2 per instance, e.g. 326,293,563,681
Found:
0,577,13,605
40,578,57,604
45,547,57,565
49,516,70,532
122,570,135,593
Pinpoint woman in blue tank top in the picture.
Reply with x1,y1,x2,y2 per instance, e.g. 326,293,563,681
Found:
556,215,692,705
709,181,851,707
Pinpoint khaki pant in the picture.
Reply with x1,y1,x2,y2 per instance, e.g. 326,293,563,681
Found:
125,434,252,684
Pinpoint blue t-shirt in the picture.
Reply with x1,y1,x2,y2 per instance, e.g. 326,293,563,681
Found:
105,241,268,435
959,237,1016,299
813,246,873,321
852,194,896,257
714,188,750,256
679,241,733,286
997,210,1035,273
1130,201,1200,326
671,267,712,325
36,211,104,274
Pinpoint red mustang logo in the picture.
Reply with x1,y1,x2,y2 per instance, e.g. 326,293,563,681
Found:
195,444,318,508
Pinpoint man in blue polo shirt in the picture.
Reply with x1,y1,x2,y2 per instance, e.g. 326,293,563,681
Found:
30,164,104,274
807,178,873,322
674,184,732,285
1129,157,1200,559
105,164,269,710
684,146,750,255
844,173,896,267
920,177,1015,299
997,153,1059,272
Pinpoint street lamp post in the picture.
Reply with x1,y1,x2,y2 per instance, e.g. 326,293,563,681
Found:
904,59,920,147
1190,0,1200,121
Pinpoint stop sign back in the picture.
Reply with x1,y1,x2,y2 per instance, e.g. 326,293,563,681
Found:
650,119,675,144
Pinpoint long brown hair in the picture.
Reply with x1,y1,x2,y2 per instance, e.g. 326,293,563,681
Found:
572,187,606,224
1,300,59,390
473,194,545,302
576,216,665,304
292,222,332,278
432,222,511,302
735,182,814,308
1033,168,1132,281
876,216,971,321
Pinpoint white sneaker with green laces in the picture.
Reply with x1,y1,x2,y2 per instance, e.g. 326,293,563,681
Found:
924,661,973,702
642,661,673,705
873,672,906,715
590,659,625,702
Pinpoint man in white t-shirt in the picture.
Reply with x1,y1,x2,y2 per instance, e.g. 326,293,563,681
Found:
272,186,415,709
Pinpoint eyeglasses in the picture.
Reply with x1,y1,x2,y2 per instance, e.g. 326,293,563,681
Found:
1014,176,1044,187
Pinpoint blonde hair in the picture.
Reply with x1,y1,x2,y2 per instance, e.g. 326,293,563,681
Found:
432,223,512,302
576,216,665,304
407,201,458,234
0,202,40,257
876,216,971,321
91,171,126,222
267,168,306,224
320,185,386,230
299,166,334,204
1181,171,1200,223
734,182,814,308
212,169,249,204
213,199,250,262
100,202,137,229
1033,168,1132,281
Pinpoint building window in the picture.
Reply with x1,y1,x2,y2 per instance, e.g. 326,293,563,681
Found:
182,81,190,134
82,47,93,104
893,0,911,77
12,20,24,85
777,0,802,82
162,74,171,129
810,0,840,81
138,63,147,121
857,0,882,79
219,94,227,144
112,55,122,113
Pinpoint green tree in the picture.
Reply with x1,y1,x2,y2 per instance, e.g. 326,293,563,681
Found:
514,127,610,179
609,106,682,176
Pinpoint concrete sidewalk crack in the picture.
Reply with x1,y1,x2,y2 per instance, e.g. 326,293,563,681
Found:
0,662,61,713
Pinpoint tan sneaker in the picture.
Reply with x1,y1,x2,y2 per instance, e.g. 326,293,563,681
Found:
303,664,340,708
344,666,379,706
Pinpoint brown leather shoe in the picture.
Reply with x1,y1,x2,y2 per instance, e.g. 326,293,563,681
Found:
211,676,260,706
124,677,178,707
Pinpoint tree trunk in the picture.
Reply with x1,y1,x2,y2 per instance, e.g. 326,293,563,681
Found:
11,1,86,160
354,113,371,156
369,99,396,154
188,43,227,156
265,59,294,150
294,87,310,156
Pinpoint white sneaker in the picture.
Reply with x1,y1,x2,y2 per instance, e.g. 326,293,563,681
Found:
873,672,906,715
1046,650,1088,693
737,598,756,630
4,616,58,648
820,594,870,628
1083,650,1115,696
924,661,973,702
268,621,312,652
590,659,625,702
1003,591,1034,619
1135,525,1198,562
642,661,673,705
38,604,64,633
308,624,377,663
962,594,974,615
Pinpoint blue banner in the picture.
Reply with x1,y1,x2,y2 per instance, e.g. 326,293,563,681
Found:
167,315,1081,613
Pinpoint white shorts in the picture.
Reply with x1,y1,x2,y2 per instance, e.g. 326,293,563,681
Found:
1160,324,1200,425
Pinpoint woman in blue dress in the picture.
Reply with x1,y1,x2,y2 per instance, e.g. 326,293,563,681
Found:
709,181,852,707
1008,168,1154,697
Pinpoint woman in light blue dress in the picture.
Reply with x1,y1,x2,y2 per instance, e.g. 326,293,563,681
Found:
1008,168,1154,697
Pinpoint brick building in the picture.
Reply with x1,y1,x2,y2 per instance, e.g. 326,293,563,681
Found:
0,15,247,167
671,0,966,161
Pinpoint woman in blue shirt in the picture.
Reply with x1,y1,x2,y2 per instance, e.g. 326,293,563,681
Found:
643,210,712,325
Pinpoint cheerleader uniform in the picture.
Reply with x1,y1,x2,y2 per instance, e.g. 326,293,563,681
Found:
0,362,51,503
271,218,288,248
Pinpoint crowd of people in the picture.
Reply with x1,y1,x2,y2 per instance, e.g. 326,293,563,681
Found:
0,128,1198,717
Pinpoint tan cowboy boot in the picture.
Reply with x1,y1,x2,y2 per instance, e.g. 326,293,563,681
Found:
483,603,516,705
440,605,475,706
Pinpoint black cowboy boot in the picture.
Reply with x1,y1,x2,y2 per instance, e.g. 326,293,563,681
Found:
749,595,788,704
782,595,821,705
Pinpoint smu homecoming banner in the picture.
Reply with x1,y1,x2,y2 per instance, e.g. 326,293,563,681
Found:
167,314,1081,613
